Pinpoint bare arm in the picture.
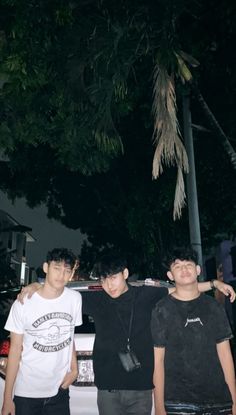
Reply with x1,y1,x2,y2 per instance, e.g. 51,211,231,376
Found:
153,347,166,415
217,340,236,415
198,280,235,302
168,280,236,302
1,332,23,415
61,342,78,389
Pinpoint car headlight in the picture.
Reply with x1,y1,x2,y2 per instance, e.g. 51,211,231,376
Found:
0,339,10,378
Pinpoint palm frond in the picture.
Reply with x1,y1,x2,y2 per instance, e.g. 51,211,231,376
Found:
152,64,189,219
173,167,187,220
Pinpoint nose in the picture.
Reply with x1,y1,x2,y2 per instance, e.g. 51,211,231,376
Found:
59,268,68,279
181,264,189,273
107,279,114,289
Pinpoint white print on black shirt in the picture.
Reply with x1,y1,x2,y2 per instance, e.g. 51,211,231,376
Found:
26,312,74,352
184,317,203,327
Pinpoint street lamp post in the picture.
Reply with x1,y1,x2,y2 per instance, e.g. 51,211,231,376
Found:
182,89,203,277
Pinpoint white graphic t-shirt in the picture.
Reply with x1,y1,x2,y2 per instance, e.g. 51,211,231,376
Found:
5,287,82,398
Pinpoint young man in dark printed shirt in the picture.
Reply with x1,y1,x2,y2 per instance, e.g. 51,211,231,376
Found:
151,248,236,415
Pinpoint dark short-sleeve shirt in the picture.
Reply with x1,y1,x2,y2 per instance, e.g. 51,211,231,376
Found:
151,294,232,405
82,285,168,390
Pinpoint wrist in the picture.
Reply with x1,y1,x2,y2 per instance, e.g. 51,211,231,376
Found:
3,393,13,401
210,279,217,290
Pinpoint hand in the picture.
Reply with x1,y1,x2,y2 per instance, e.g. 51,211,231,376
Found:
155,407,166,415
60,368,78,389
214,280,236,303
17,283,41,304
231,402,236,415
1,398,15,415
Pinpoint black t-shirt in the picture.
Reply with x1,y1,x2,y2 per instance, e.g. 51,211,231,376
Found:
82,285,168,390
151,294,233,406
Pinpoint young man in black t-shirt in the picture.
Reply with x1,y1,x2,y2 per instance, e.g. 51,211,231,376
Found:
151,248,236,415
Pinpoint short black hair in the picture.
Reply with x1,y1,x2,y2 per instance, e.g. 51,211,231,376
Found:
93,253,127,279
165,247,198,269
46,248,77,269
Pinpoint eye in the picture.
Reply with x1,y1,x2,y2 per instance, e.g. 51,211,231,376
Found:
173,265,181,270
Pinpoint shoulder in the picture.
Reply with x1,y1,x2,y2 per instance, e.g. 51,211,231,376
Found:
199,293,227,314
81,288,104,312
136,285,168,301
64,287,82,302
135,284,168,295
6,296,36,326
151,295,174,321
153,294,171,310
200,293,222,307
12,294,38,312
81,289,103,301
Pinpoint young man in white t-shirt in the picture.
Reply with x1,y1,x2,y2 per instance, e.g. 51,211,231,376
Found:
1,248,82,415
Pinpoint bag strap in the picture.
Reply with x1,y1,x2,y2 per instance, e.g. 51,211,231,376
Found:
115,291,136,350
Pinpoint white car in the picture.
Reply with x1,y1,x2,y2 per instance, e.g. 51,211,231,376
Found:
69,333,98,415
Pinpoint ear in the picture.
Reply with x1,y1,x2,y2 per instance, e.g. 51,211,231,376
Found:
123,268,129,280
167,271,174,282
43,262,48,274
196,265,201,276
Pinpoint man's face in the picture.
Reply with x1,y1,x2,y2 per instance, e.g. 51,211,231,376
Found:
101,269,129,298
167,259,200,286
43,260,73,291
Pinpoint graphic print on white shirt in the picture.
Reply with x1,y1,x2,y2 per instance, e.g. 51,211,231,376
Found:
26,311,74,352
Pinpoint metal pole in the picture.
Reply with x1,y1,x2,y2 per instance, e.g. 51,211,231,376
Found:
182,90,203,275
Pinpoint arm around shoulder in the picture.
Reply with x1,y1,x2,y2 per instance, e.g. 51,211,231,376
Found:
197,280,236,302
17,282,41,304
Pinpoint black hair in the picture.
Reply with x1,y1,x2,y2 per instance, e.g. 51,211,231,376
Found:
165,247,198,269
46,248,77,269
93,253,127,279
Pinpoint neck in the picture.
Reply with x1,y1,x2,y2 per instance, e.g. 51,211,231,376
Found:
38,283,64,299
172,282,200,301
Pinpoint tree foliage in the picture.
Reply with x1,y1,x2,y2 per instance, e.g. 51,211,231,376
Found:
0,0,235,274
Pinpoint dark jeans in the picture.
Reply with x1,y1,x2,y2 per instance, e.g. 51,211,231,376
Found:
165,402,233,415
14,387,70,415
97,389,153,415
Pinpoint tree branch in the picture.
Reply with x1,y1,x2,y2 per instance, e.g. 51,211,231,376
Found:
192,84,236,169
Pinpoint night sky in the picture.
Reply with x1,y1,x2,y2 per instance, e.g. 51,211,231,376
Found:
0,192,84,269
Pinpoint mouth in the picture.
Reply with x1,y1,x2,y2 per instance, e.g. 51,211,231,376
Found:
109,290,117,296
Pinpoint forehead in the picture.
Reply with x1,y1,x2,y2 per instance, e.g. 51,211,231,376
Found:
49,260,72,268
171,259,196,267
101,271,124,279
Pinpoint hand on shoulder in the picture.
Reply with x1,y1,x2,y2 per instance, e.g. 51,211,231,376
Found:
17,282,41,304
